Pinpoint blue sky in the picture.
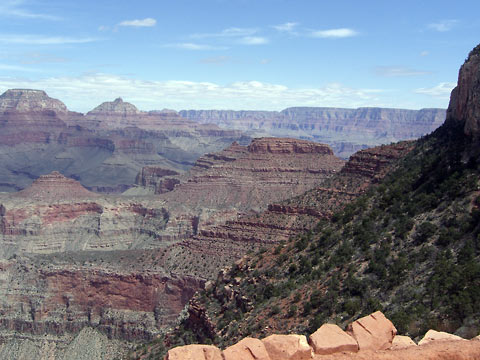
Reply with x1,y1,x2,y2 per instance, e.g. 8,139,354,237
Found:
0,0,478,112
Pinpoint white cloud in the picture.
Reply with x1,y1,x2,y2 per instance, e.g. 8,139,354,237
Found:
375,66,431,77
415,82,456,98
272,22,298,32
0,0,59,20
427,20,458,32
163,43,228,50
311,28,358,38
239,36,268,45
420,50,429,57
118,18,156,27
0,34,99,45
191,27,257,39
0,73,384,112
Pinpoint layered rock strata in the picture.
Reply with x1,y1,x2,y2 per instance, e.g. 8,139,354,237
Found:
180,107,445,157
0,90,247,192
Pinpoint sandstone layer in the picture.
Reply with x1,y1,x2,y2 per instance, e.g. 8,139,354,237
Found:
165,312,480,360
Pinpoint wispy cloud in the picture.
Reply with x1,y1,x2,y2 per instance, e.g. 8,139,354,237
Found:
0,34,100,45
375,66,431,77
118,18,156,27
191,27,257,39
272,22,298,32
239,36,269,45
200,56,232,64
420,50,429,57
427,20,458,32
0,73,383,112
0,0,59,20
163,43,228,50
311,28,358,38
415,82,456,98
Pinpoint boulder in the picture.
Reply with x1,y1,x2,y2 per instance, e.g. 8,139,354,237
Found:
418,329,465,345
346,311,397,351
308,323,358,355
223,337,271,360
165,344,223,360
391,335,417,349
262,334,312,360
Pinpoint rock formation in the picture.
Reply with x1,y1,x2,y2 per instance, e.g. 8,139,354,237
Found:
164,312,480,360
0,89,248,192
15,171,98,201
446,44,480,138
180,107,445,157
0,89,67,113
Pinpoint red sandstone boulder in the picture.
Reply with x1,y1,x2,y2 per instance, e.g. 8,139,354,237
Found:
308,323,358,355
262,334,312,360
390,335,417,349
418,329,465,345
165,344,223,360
346,311,396,351
223,337,271,360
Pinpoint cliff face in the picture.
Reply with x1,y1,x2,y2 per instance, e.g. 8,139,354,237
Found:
446,44,480,138
180,107,445,157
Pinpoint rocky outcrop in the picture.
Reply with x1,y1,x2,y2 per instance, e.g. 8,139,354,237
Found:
188,141,413,255
446,44,480,138
163,138,344,213
418,329,466,345
223,337,271,360
340,141,415,181
261,334,312,360
180,107,445,157
309,324,358,355
15,171,98,201
165,312,480,360
247,137,334,154
135,166,181,194
346,311,397,351
0,89,67,113
165,344,223,360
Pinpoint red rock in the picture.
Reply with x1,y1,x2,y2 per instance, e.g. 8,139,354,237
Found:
14,171,98,201
223,337,271,360
346,311,397,351
446,44,480,138
418,330,465,345
262,334,312,360
390,335,416,349
309,323,358,355
309,338,480,359
165,344,222,360
247,137,334,155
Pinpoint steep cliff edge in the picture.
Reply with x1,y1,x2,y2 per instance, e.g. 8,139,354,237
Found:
446,44,480,139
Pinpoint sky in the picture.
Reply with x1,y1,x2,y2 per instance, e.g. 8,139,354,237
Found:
0,0,479,113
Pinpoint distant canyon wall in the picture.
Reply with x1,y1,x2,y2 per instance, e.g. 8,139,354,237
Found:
180,107,445,157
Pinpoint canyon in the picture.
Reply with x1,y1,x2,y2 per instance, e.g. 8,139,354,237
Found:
0,46,473,359
180,107,445,158
0,89,247,193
